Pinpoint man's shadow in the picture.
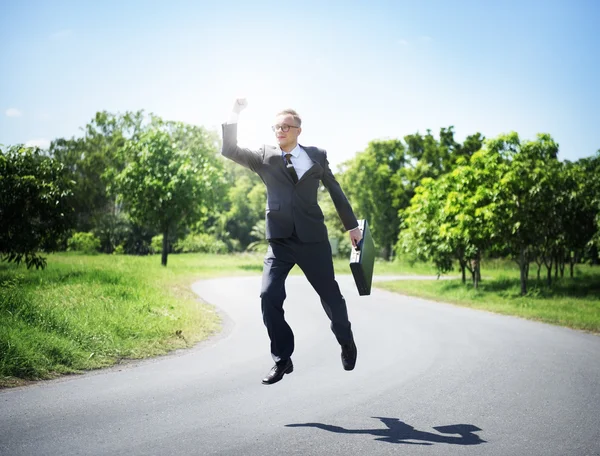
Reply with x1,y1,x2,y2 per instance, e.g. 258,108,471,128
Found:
286,417,485,446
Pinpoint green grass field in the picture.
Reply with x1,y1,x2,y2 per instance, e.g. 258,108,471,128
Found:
0,252,265,386
1,252,598,387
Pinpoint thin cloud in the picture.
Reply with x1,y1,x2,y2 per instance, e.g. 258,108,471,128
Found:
397,39,409,46
419,35,434,43
49,29,73,40
5,108,22,117
25,138,51,149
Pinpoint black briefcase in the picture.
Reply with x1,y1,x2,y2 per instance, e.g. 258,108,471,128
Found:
349,219,375,296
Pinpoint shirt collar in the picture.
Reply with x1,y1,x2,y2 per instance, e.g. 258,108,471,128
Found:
280,144,302,158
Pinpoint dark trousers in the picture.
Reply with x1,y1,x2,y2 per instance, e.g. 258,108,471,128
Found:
260,232,353,361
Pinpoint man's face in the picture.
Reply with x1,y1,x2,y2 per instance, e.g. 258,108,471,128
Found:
273,114,301,150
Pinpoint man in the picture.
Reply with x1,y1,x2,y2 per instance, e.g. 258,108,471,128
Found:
222,99,362,385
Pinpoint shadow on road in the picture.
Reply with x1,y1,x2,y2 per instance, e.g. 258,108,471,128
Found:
286,417,485,446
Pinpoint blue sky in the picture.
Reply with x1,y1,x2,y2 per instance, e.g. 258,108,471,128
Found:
1,0,599,167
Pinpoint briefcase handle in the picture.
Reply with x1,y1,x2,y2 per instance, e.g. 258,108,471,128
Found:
354,237,363,252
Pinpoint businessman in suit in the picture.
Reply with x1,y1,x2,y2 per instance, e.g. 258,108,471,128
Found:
222,99,362,385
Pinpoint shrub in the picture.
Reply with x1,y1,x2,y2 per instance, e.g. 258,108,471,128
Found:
336,235,353,258
67,232,100,254
175,233,228,254
150,235,163,254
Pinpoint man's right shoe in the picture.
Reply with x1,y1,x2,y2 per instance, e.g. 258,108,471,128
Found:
341,341,357,371
261,358,293,385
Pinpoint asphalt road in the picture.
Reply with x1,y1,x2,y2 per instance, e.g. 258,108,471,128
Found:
1,275,599,456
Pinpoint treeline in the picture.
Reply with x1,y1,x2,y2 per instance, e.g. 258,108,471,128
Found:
1,111,269,267
340,131,600,295
1,110,599,291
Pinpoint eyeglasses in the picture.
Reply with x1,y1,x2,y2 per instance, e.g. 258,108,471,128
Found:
271,124,299,132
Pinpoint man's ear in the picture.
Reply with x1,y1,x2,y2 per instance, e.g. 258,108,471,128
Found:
297,127,302,136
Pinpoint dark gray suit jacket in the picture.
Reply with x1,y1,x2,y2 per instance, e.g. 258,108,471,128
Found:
221,123,358,243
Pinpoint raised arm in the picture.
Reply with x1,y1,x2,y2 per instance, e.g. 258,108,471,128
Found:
221,98,263,172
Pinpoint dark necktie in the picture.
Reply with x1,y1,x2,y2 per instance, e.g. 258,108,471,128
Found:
284,153,298,183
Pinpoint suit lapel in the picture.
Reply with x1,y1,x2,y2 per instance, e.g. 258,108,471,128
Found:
265,146,295,184
298,146,323,183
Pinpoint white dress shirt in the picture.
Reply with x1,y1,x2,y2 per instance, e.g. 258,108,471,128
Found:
280,144,313,180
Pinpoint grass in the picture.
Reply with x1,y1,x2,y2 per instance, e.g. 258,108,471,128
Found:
0,252,268,386
376,265,600,333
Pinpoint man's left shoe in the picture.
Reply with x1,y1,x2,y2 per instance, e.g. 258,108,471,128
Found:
341,341,357,371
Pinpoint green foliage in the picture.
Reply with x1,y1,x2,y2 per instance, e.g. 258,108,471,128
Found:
336,235,353,258
91,211,133,254
220,163,266,250
50,111,145,235
0,145,75,269
67,232,101,254
341,139,406,259
397,177,454,274
576,150,600,260
49,112,229,258
151,234,164,254
175,233,228,254
246,220,268,252
110,120,226,265
398,132,600,294
340,128,484,260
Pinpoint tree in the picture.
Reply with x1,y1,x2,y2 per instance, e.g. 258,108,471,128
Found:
110,122,225,266
483,133,565,294
398,132,577,293
50,111,146,252
398,149,501,288
574,151,600,265
397,177,455,277
438,150,502,288
402,127,484,187
221,168,265,250
341,139,406,259
0,145,74,269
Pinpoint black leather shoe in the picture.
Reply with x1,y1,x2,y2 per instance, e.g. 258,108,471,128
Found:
341,341,357,371
261,358,293,385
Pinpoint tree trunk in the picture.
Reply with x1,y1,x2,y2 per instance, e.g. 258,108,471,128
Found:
546,256,553,287
459,259,466,284
472,253,480,290
570,257,575,278
161,227,169,267
559,260,565,278
383,244,391,261
536,262,541,280
554,256,559,280
519,247,528,296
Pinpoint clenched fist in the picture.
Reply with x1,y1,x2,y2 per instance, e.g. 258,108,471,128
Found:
232,98,248,114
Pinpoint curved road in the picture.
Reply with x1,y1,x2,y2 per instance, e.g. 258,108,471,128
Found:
1,275,599,455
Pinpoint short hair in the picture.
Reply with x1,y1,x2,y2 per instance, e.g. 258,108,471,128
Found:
276,108,302,127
